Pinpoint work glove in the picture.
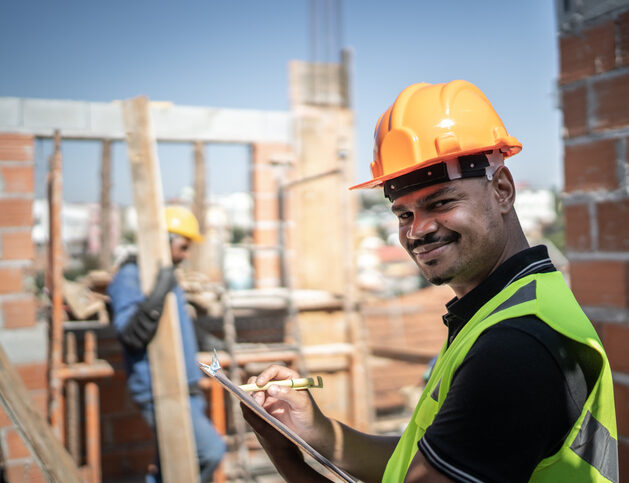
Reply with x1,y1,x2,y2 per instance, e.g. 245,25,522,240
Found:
120,266,177,352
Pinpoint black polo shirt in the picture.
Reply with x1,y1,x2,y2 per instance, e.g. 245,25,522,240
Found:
417,245,588,483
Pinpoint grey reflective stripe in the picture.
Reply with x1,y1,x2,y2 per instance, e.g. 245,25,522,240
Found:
570,411,619,482
488,280,537,317
430,378,441,401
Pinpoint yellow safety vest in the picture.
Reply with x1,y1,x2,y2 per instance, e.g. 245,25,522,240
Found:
383,272,618,482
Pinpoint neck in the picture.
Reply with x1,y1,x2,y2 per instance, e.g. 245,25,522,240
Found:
450,216,529,299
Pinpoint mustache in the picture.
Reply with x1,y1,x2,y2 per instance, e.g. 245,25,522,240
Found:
408,232,460,251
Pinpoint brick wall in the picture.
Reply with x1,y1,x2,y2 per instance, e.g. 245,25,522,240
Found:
98,333,156,481
251,143,293,288
557,2,629,478
0,133,48,480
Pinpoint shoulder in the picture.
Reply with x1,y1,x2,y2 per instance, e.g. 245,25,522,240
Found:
108,262,141,297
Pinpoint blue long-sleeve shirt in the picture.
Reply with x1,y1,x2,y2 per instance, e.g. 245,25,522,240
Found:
107,262,202,404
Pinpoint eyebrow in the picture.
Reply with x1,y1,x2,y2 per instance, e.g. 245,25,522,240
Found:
391,185,459,214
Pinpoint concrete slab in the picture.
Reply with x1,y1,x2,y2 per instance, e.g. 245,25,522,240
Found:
0,97,292,144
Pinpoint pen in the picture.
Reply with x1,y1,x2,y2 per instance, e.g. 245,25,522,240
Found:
239,376,323,392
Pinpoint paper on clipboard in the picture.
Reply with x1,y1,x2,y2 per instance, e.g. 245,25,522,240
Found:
199,350,356,483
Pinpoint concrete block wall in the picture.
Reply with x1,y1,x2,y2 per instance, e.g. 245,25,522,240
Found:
0,133,48,480
557,2,629,478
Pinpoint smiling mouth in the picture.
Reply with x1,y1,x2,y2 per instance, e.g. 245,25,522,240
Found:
412,240,452,256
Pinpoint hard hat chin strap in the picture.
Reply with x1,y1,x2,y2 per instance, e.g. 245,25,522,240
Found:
383,150,504,201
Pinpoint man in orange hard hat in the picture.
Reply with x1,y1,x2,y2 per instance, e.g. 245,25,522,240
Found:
242,81,618,482
108,206,225,482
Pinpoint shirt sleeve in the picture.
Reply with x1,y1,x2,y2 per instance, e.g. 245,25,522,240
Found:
107,264,146,334
418,317,586,483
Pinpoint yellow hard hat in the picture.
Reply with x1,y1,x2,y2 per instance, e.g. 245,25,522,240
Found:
351,80,521,198
165,206,203,242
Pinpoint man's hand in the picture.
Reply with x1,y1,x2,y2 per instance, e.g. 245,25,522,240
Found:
119,266,177,351
247,365,330,447
241,403,330,482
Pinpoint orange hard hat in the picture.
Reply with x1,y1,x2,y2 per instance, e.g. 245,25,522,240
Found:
165,206,204,242
350,80,521,198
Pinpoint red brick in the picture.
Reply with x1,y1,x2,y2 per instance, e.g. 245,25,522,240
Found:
619,440,629,483
1,231,34,260
0,266,23,294
0,199,32,227
570,260,629,308
101,446,154,479
564,204,591,251
253,196,279,222
0,165,34,194
564,139,618,192
253,227,279,246
253,253,280,283
616,382,629,435
111,414,153,444
2,296,37,329
598,199,629,251
605,325,629,373
99,374,130,415
5,427,31,459
16,362,48,391
594,73,629,131
560,21,616,84
561,85,587,138
618,11,629,67
0,134,34,162
5,461,46,483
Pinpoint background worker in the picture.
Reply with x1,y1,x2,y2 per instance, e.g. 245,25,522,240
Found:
108,206,225,483
242,80,618,482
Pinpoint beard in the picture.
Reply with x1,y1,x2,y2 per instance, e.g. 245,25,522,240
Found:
406,232,461,286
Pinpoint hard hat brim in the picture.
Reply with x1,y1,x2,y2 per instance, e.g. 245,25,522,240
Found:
350,143,521,191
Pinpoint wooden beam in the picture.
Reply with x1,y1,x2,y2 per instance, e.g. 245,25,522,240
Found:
369,345,435,364
99,139,112,269
47,130,65,443
122,96,199,482
191,141,206,270
0,344,82,482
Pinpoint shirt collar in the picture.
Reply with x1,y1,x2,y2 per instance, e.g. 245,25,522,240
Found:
442,245,556,344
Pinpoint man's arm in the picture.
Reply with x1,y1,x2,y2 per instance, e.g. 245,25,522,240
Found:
246,365,399,483
108,264,177,351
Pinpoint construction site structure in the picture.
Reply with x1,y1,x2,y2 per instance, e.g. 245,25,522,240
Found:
0,48,388,482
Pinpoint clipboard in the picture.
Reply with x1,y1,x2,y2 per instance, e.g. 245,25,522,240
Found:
199,350,356,483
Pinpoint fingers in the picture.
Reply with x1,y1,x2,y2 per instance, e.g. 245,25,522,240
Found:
264,383,310,411
254,364,299,387
247,365,301,405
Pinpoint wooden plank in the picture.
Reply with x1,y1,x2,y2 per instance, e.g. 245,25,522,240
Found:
47,130,65,443
0,344,83,482
122,96,199,482
191,140,206,271
99,139,112,269
369,345,435,364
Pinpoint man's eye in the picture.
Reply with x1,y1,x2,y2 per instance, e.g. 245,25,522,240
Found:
398,212,412,221
432,199,453,209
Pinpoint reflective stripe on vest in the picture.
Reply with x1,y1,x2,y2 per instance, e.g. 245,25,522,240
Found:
570,411,619,482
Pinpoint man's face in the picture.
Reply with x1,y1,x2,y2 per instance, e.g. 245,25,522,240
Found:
391,177,506,297
170,235,192,266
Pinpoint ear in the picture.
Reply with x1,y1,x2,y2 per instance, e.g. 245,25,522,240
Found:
491,166,516,214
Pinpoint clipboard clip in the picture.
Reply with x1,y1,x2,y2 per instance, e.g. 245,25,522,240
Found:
199,348,222,377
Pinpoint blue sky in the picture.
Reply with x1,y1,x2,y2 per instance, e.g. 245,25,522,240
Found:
0,0,560,204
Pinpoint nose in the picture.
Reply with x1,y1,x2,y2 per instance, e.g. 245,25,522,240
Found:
406,214,438,241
